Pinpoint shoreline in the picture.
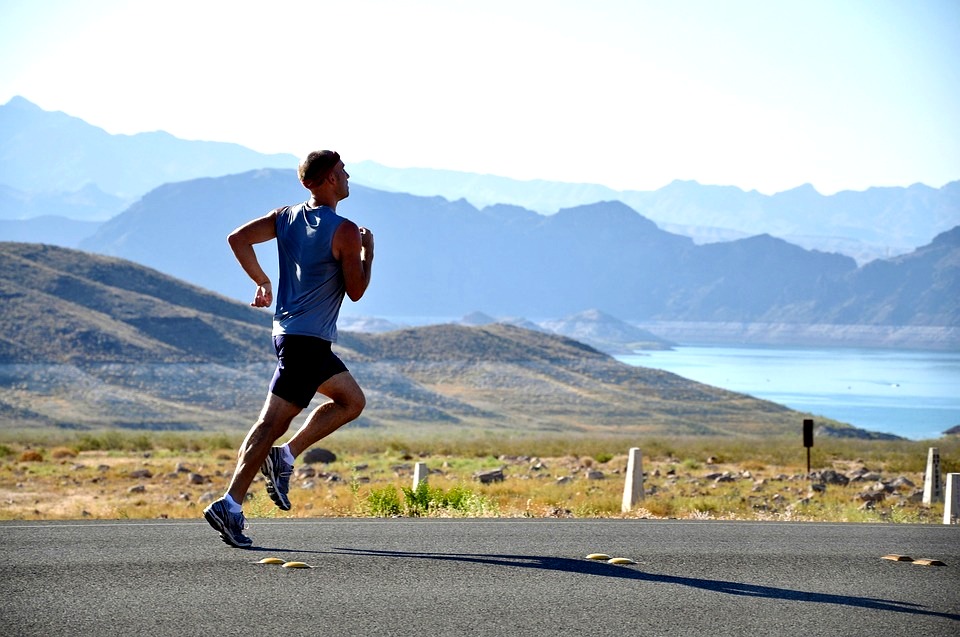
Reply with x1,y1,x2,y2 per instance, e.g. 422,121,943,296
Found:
617,345,960,442
634,321,960,351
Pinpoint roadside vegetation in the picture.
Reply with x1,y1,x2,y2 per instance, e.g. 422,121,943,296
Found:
0,430,956,524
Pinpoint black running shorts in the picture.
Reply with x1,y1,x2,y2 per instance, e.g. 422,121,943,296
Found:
269,334,349,408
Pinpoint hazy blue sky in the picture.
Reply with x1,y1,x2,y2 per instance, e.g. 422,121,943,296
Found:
1,0,958,194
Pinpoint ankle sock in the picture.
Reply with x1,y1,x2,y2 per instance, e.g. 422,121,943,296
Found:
280,443,295,465
223,493,243,512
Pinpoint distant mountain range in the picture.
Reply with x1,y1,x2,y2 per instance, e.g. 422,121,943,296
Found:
2,242,860,438
61,168,958,349
0,96,296,220
2,96,958,263
348,161,960,262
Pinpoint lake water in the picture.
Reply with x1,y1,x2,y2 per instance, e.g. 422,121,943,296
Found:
616,347,960,441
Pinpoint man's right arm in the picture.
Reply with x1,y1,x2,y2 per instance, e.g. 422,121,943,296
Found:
227,209,279,308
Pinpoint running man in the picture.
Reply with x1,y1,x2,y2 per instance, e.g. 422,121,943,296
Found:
204,150,374,547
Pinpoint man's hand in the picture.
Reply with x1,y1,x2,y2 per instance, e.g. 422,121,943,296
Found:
252,281,273,308
359,226,374,253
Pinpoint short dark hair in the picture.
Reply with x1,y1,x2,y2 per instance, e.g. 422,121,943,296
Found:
298,150,341,183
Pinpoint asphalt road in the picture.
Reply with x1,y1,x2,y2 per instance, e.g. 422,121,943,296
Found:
1,518,957,637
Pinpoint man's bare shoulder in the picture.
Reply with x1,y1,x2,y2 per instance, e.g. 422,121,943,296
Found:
335,217,361,235
332,218,361,256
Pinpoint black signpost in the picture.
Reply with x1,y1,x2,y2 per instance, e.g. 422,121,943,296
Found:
803,418,814,477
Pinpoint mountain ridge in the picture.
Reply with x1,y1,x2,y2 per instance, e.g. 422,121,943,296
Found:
66,169,959,344
347,160,959,261
0,96,296,219
2,96,957,262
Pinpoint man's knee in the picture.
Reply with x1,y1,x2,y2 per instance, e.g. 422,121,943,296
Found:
321,372,365,421
260,393,303,429
342,386,365,421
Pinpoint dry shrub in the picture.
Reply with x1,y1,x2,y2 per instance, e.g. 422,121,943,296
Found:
641,497,677,518
18,450,44,462
740,459,768,473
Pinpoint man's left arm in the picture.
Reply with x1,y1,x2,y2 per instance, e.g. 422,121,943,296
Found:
334,220,374,302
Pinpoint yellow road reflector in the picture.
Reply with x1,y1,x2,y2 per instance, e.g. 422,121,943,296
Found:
281,561,311,569
912,559,946,567
607,557,636,565
586,553,611,561
881,554,913,562
258,557,285,565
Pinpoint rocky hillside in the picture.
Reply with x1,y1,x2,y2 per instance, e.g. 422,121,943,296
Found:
339,322,811,436
0,243,861,437
0,242,271,363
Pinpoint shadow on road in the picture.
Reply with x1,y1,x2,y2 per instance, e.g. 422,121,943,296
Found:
246,546,330,555
330,547,960,622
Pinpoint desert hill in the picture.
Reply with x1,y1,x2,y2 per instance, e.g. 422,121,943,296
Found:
0,242,863,437
341,322,801,436
0,242,270,363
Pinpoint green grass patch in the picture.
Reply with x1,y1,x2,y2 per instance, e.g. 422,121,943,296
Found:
365,480,496,518
367,485,402,517
399,481,496,517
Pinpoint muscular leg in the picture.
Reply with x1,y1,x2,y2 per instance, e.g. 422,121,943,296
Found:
286,371,366,458
227,392,302,504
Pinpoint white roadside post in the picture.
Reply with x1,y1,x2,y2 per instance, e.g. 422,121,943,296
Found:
923,447,942,505
944,474,960,525
621,447,644,513
413,462,428,491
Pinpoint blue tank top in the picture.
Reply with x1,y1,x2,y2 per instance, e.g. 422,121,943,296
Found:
272,202,347,342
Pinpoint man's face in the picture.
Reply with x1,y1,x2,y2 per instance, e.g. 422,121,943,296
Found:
332,161,350,200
